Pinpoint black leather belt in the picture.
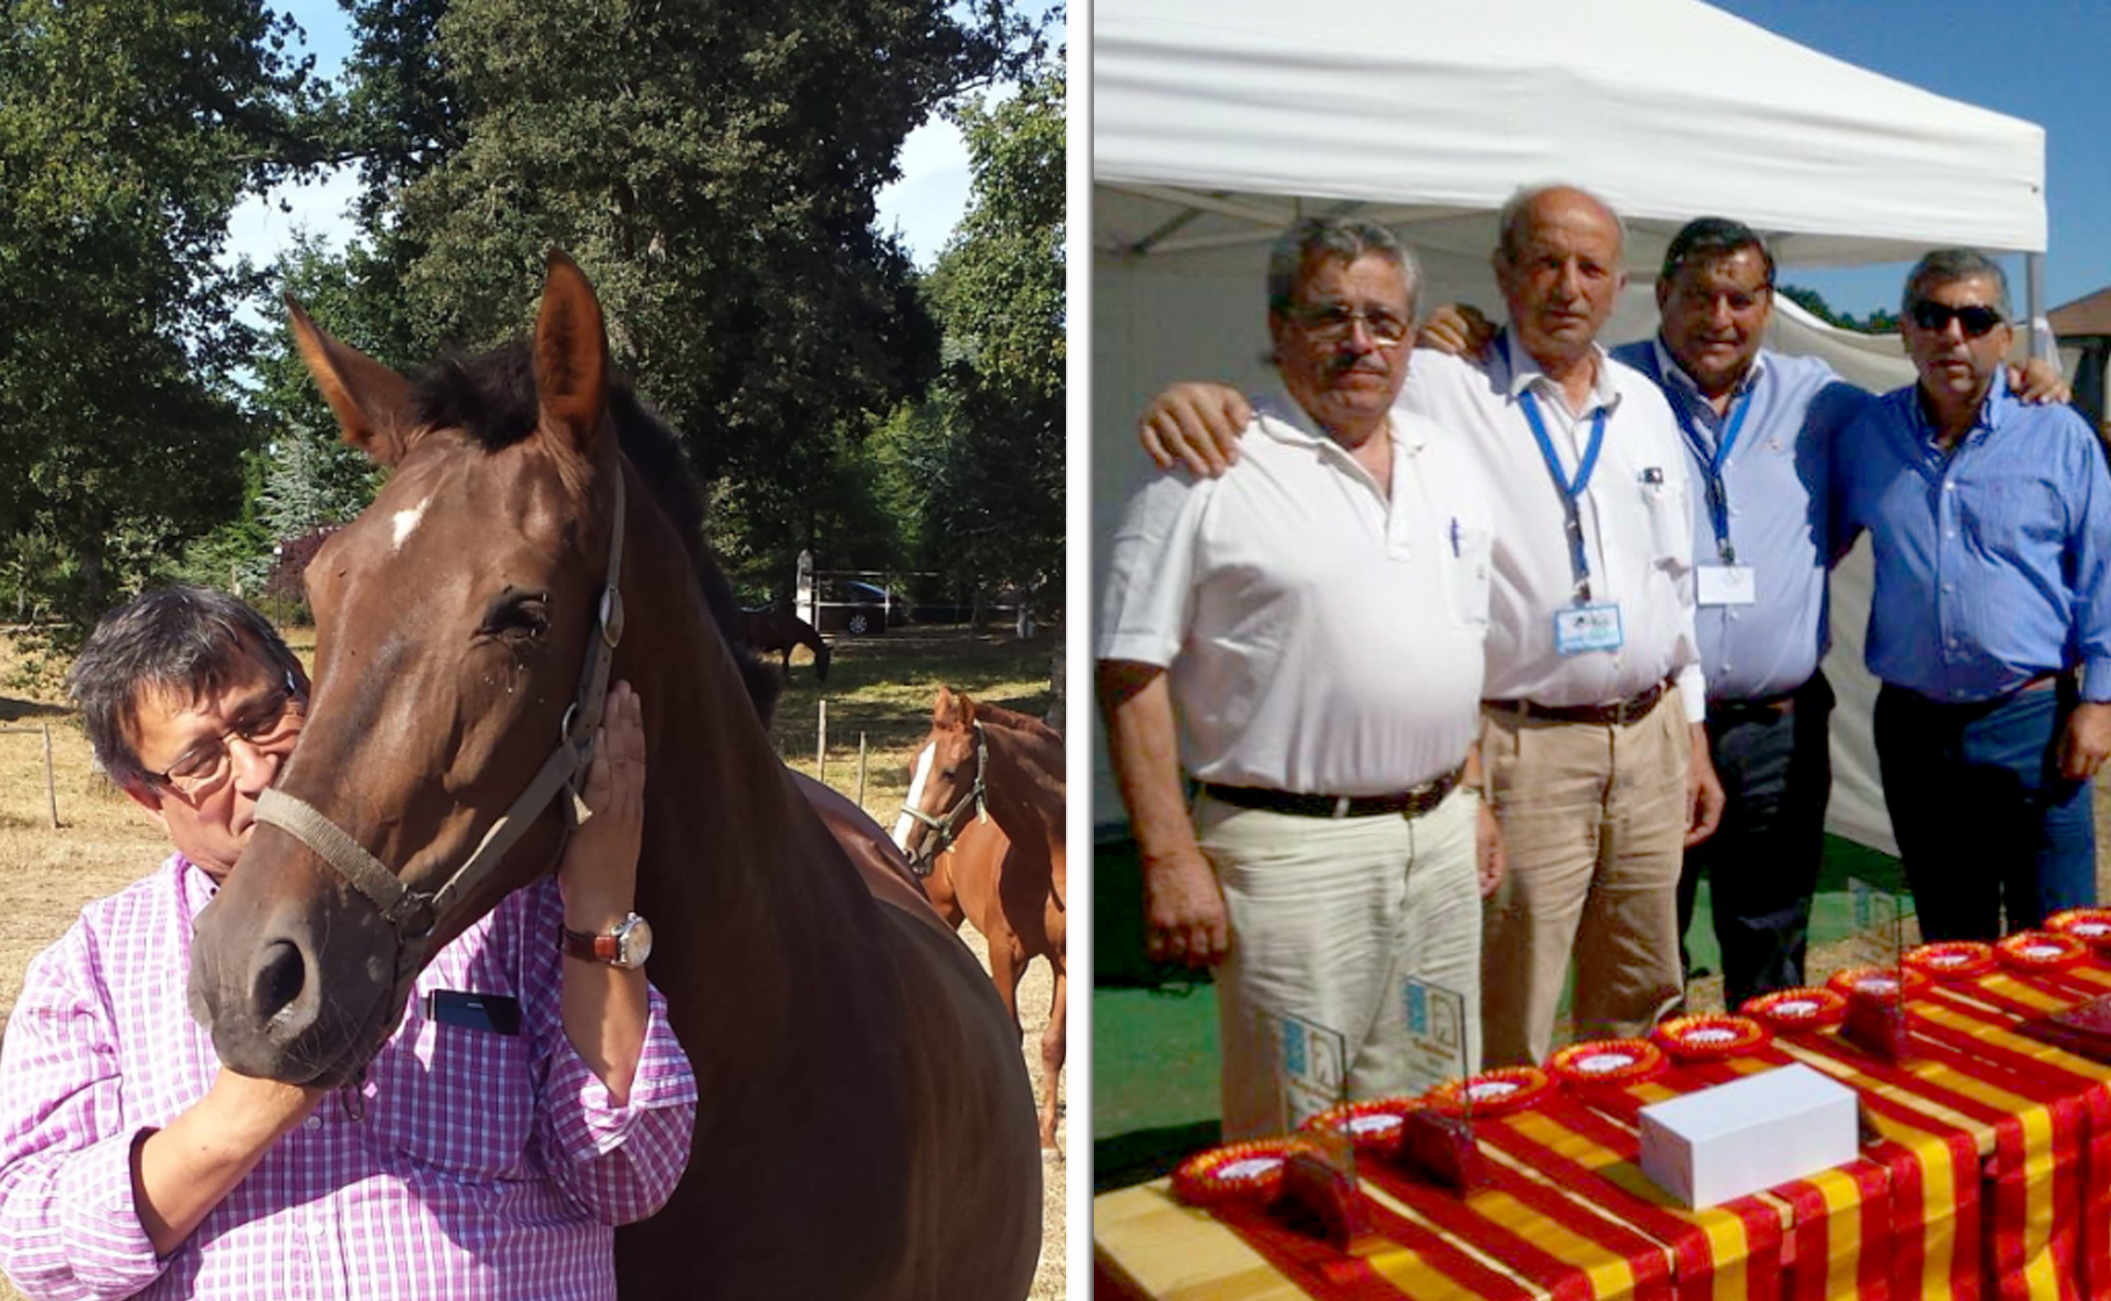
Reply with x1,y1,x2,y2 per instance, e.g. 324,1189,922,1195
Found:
1203,764,1464,820
1712,686,1800,719
1487,680,1667,727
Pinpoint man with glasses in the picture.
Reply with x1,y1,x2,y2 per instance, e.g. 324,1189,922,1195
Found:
1835,250,2111,941
0,585,695,1300
1098,216,1500,1138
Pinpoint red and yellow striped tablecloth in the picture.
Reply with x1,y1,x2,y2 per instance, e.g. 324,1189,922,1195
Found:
1096,956,2111,1301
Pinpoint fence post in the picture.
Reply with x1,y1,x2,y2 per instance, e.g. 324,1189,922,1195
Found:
856,732,868,811
816,699,828,783
43,723,57,828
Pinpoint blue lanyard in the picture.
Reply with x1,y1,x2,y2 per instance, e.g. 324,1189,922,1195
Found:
1518,392,1607,603
1669,385,1753,564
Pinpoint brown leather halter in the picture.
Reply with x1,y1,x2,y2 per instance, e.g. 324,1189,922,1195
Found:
252,473,627,1007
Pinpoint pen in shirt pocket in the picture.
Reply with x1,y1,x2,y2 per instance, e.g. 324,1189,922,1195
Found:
1450,517,1460,558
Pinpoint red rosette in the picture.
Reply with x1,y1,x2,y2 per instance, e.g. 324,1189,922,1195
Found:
1904,941,1997,981
1171,1138,1294,1207
1650,1014,1771,1061
1546,1039,1669,1087
1739,986,1849,1033
1826,965,1928,1000
1424,1066,1554,1117
2049,908,2111,953
1996,930,2088,973
1301,1098,1421,1154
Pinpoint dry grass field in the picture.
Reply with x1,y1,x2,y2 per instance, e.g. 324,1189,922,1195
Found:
0,623,1066,1300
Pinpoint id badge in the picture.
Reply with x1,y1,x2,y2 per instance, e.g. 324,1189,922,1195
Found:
1553,602,1623,656
1697,564,1757,607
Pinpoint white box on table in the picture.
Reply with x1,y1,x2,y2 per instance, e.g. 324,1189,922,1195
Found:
1637,1062,1857,1208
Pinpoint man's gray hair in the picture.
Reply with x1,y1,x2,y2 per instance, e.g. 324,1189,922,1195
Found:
1496,183,1628,263
68,584,303,790
1266,217,1421,317
1902,248,2012,322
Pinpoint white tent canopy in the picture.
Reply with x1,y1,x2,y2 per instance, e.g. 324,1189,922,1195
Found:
1089,0,2052,855
1095,0,2045,264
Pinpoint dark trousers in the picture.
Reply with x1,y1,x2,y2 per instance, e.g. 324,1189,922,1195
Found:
1677,673,1834,1010
1874,680,2096,942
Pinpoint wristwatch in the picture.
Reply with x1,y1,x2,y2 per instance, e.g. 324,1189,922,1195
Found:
560,912,654,969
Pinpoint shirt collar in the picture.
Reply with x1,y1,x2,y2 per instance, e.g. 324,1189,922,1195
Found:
1651,336,1768,407
1498,330,1620,414
1254,384,1417,456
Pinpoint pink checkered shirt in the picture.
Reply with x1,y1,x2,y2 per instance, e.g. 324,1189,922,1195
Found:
0,854,697,1301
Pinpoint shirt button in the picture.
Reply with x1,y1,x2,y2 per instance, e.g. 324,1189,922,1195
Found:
303,1116,322,1131
1945,483,1958,492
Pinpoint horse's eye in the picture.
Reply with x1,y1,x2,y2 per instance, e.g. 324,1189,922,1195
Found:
482,591,551,642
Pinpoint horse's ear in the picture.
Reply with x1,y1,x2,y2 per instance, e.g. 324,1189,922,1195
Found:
934,686,965,727
285,296,416,466
533,250,610,454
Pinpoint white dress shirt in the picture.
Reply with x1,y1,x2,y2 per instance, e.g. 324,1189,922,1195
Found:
1098,389,1491,793
1405,335,1706,721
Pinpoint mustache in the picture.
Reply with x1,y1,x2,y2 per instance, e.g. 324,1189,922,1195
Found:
1327,353,1389,377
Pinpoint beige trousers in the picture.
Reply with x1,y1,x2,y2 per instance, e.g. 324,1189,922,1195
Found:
1479,691,1689,1067
1198,786,1481,1141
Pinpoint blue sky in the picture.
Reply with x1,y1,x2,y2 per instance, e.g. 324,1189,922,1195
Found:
1710,1,2111,317
227,0,1040,273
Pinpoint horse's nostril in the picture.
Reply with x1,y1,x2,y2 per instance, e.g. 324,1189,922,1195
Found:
251,939,308,1023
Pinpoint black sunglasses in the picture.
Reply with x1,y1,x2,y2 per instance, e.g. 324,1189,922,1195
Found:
1910,300,2005,338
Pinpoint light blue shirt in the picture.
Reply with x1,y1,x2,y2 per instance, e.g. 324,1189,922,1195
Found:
1613,340,1870,701
1835,370,2111,703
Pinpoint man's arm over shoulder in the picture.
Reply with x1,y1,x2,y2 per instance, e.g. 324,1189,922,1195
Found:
1139,383,1254,477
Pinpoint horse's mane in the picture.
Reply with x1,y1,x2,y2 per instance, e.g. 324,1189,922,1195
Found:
410,342,783,723
965,696,1063,747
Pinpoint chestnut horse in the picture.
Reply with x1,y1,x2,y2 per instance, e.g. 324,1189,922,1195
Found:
186,255,1040,1299
894,688,1066,1150
739,606,830,681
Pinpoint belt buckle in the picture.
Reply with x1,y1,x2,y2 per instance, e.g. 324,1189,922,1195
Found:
1332,795,1352,820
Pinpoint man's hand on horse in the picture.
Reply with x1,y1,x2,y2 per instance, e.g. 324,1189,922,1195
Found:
1141,849,1230,968
559,681,647,925
1139,383,1251,478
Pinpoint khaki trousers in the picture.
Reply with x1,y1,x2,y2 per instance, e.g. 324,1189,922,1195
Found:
1198,786,1482,1141
1479,691,1689,1067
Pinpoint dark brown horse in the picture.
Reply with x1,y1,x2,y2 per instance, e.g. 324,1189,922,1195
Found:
894,687,1066,1150
185,255,1041,1299
738,605,831,681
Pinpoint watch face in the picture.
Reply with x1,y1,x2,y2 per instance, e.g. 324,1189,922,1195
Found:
616,914,654,967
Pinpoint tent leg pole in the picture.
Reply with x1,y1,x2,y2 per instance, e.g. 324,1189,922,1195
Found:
2027,252,2053,364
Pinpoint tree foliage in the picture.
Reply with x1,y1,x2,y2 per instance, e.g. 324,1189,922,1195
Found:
347,0,1036,579
2,0,1064,630
0,0,326,624
904,60,1065,609
1780,284,1898,335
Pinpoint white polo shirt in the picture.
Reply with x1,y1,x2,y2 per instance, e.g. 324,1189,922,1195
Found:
1097,390,1490,794
1406,336,1706,721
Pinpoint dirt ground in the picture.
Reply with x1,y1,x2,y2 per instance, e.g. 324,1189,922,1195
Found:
0,648,1066,1299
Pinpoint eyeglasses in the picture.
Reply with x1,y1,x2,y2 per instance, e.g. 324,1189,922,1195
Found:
1910,300,2004,339
1284,303,1412,348
144,671,306,800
